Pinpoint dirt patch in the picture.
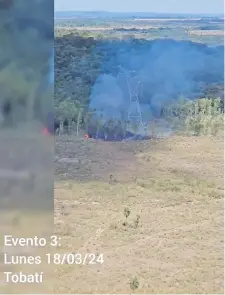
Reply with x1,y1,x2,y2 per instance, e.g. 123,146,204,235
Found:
55,135,159,182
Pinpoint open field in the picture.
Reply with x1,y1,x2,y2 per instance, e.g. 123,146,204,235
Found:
53,135,224,293
0,134,223,293
55,13,224,45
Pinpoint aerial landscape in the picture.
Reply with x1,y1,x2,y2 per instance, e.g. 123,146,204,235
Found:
53,3,224,293
0,0,223,293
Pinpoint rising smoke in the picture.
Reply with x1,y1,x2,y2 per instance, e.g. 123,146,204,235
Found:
90,39,224,120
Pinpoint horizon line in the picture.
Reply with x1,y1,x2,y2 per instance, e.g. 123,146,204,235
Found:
54,10,223,15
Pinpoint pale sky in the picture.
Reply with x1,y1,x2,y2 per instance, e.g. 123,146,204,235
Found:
54,0,224,14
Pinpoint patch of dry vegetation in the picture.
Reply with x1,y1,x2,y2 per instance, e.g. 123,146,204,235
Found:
53,135,224,293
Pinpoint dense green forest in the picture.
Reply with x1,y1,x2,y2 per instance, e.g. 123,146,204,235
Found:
55,27,224,137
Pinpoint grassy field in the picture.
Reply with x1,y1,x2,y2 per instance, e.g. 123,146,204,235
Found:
0,134,223,293
53,134,224,293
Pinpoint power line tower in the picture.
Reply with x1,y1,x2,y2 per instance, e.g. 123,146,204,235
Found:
117,66,145,135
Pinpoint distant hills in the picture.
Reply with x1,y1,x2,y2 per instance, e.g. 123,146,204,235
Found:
54,10,223,20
